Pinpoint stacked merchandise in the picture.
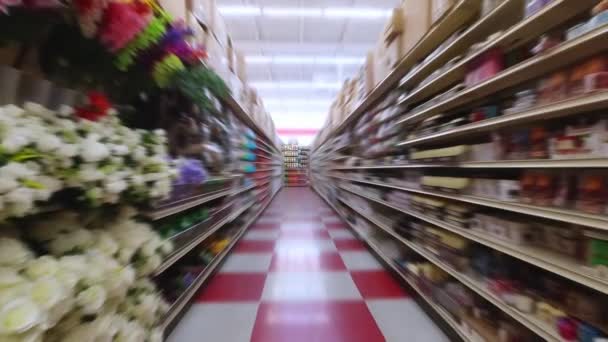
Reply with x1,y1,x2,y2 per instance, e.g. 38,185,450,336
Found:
0,0,282,340
311,0,608,341
282,144,310,187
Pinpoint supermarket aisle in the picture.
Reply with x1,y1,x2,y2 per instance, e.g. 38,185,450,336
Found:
168,188,448,342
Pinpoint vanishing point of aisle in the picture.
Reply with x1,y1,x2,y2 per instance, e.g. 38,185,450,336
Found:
168,188,448,342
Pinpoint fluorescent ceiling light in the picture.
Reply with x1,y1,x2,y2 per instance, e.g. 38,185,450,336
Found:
246,55,364,65
324,8,391,18
218,6,391,19
219,6,261,16
263,7,322,17
264,98,333,106
251,81,341,90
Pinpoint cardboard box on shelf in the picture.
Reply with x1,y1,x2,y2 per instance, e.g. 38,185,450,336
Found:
364,51,375,94
189,0,216,28
431,0,455,24
400,0,432,55
383,8,405,43
385,33,404,69
160,0,186,20
235,51,247,83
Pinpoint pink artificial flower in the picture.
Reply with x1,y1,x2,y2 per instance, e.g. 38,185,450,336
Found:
22,0,61,8
0,0,22,14
73,0,108,37
99,0,151,52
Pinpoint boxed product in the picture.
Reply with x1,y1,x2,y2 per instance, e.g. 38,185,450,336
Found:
431,0,454,24
364,51,376,94
160,0,187,20
400,0,432,55
235,50,247,83
550,119,608,159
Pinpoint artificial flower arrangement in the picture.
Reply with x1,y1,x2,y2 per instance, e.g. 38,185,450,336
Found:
0,93,175,221
0,206,172,341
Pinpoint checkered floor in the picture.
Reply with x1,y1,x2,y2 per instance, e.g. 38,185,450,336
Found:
168,188,448,342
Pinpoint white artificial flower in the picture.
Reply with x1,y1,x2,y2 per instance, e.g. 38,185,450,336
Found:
57,105,74,117
0,327,44,342
54,269,80,292
148,328,163,342
1,132,30,154
137,254,161,277
0,268,25,289
62,314,115,342
159,239,174,256
4,188,35,212
48,229,94,255
80,136,110,163
45,297,74,329
110,144,129,156
104,266,135,299
140,236,161,257
0,238,33,267
114,320,145,342
30,276,66,310
0,298,42,334
77,164,105,182
0,177,18,194
56,143,78,159
24,256,59,279
27,211,81,243
133,146,146,161
105,179,128,195
57,255,88,278
76,285,107,315
95,232,119,257
35,134,62,152
117,248,136,265
127,294,159,327
0,163,37,179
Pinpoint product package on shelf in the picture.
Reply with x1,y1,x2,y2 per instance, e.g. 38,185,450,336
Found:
310,2,608,341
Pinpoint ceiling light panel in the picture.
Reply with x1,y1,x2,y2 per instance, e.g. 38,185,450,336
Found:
245,55,363,65
218,6,391,19
251,81,342,90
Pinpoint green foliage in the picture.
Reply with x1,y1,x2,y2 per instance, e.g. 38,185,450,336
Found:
170,65,230,112
115,16,167,71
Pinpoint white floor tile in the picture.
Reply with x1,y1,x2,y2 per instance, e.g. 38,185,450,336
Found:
328,229,356,240
262,272,362,301
167,303,259,342
220,253,272,273
280,222,323,231
275,239,336,254
339,251,383,271
244,230,281,241
367,299,449,342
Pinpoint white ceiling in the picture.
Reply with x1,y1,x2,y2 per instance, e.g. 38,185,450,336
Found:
218,0,400,139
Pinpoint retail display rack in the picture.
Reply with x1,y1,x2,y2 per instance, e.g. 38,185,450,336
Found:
283,144,310,187
0,0,283,340
312,0,608,341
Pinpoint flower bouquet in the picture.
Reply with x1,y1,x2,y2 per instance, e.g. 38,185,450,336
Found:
0,94,175,221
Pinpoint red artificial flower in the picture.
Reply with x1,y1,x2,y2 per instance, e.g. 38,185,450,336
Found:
88,91,110,113
73,0,93,14
99,0,151,52
75,91,111,121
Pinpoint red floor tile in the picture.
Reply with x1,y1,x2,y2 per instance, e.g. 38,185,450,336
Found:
334,239,367,251
283,216,322,222
279,229,330,239
270,252,346,272
251,222,281,230
350,271,409,299
197,273,266,302
325,222,348,230
251,301,385,342
234,240,276,253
